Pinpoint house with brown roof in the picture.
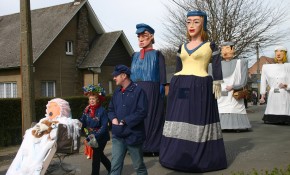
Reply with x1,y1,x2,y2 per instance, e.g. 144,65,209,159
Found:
0,0,133,98
248,56,274,77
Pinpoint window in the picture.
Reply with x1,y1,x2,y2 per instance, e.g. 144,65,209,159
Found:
41,81,56,97
65,41,73,55
0,82,17,98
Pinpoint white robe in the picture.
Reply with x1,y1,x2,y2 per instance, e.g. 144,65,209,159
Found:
218,59,247,114
6,117,81,175
260,63,290,115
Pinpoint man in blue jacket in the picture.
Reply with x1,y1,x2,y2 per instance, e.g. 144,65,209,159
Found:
108,64,148,175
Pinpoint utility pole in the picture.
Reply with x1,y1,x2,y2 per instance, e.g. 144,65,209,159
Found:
20,0,35,136
256,43,260,97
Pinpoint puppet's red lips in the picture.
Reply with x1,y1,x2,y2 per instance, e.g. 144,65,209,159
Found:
189,29,195,33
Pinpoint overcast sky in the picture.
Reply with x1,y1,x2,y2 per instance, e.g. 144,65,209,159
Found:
0,0,168,51
1,0,290,65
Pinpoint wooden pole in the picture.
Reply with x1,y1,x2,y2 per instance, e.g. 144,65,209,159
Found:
20,0,35,136
256,43,260,98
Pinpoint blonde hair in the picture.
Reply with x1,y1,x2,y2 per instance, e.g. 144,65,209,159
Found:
186,16,209,41
274,50,288,63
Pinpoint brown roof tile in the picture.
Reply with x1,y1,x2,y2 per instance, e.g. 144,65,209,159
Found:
248,56,274,76
0,0,90,69
79,31,122,68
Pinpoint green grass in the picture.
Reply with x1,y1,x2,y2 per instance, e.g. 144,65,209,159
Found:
230,165,290,175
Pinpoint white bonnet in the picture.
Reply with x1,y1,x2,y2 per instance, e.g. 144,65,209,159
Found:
274,46,287,52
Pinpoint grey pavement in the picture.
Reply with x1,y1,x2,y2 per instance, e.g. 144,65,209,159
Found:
1,104,290,175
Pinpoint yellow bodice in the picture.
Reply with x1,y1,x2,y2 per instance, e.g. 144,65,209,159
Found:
175,42,212,77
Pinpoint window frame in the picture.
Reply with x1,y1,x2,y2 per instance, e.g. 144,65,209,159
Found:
0,82,17,98
41,81,56,97
65,40,74,55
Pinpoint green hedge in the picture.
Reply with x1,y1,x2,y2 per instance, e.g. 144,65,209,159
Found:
0,96,112,147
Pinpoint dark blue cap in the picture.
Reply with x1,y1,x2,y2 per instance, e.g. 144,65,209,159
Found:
112,64,131,76
187,10,207,31
136,23,155,34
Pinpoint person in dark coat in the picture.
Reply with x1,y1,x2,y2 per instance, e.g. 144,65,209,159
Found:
131,23,167,156
80,84,111,175
108,65,148,175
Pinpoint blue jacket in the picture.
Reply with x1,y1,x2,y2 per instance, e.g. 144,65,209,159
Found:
79,106,110,145
108,82,148,145
131,50,167,85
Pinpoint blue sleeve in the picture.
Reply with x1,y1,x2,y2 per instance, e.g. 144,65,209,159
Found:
93,109,109,140
108,91,117,121
210,42,223,81
124,89,148,128
79,112,87,128
175,45,182,73
158,51,167,85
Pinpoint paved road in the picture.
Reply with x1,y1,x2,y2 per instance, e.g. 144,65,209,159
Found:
1,104,290,175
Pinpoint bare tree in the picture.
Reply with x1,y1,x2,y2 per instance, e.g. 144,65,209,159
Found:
160,47,177,67
161,0,289,59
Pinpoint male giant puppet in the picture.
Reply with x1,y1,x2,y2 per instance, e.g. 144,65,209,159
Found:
215,42,251,131
7,98,81,175
130,23,166,156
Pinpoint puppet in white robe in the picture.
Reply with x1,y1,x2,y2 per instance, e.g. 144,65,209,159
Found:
6,98,81,175
260,46,290,124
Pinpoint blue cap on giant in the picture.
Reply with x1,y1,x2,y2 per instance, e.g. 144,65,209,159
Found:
112,64,131,76
187,10,207,31
136,23,155,34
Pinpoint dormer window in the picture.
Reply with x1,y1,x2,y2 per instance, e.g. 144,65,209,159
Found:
66,41,73,55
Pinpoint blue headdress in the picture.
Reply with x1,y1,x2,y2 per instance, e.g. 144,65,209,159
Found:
83,83,106,97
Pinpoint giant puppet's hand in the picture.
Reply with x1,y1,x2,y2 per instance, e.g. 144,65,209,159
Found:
213,81,222,99
279,83,288,89
259,94,266,104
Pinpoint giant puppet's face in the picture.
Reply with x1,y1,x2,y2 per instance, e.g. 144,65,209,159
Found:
221,45,235,60
186,16,203,39
137,31,153,49
46,102,61,120
275,49,286,63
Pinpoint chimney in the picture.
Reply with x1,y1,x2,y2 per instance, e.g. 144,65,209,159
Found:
73,0,81,6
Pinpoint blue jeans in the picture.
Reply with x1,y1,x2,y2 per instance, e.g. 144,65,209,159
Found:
110,137,147,175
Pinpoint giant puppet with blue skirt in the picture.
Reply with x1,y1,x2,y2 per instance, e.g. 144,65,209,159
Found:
159,10,227,172
130,23,167,156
